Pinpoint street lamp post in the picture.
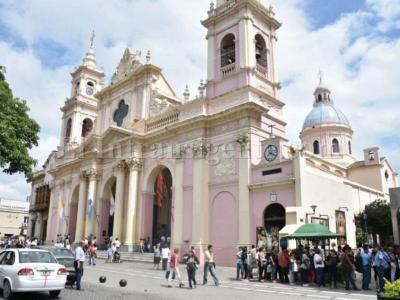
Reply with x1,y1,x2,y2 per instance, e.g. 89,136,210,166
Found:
363,212,368,244
305,205,317,224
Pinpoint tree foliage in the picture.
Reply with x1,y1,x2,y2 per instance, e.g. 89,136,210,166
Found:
0,70,40,181
357,199,393,237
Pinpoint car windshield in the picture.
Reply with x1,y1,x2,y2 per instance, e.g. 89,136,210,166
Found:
19,251,57,264
49,248,72,257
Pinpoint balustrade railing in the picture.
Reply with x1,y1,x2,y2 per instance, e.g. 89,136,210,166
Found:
221,63,236,77
146,111,180,132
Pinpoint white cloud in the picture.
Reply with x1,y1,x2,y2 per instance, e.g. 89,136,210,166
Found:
0,0,399,200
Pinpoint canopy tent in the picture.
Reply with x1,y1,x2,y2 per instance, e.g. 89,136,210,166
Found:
286,223,343,240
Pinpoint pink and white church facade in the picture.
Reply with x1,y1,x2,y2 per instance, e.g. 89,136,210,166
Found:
29,0,398,266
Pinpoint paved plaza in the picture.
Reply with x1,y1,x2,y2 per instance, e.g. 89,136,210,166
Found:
1,260,377,300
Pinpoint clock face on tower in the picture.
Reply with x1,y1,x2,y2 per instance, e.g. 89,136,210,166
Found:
264,145,279,162
86,86,94,96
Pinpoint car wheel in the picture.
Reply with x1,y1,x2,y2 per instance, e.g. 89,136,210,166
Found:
49,290,61,298
3,280,13,300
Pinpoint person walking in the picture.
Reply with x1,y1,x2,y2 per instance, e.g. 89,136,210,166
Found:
203,245,220,286
74,240,85,290
257,248,266,281
167,248,184,288
88,243,97,266
153,244,161,270
360,244,372,290
314,249,325,287
186,250,199,289
341,245,359,291
161,246,170,271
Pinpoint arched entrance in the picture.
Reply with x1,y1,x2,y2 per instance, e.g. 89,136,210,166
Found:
151,167,173,245
100,177,116,245
263,203,286,248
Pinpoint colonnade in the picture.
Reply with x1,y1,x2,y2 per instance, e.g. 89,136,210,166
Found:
74,157,142,248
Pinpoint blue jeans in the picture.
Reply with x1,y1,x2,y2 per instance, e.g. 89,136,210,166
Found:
362,265,371,290
74,262,84,290
315,268,324,286
236,262,244,279
89,255,96,266
377,266,385,292
203,262,219,285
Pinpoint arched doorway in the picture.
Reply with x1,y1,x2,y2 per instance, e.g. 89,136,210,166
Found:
264,203,286,248
151,167,173,246
100,177,116,245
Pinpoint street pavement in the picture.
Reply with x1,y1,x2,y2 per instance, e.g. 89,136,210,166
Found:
0,260,378,300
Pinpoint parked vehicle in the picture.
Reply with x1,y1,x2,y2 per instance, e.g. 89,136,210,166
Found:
0,248,67,299
36,246,75,286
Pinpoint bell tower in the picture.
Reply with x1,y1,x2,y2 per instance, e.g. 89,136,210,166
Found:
59,33,105,154
202,0,281,99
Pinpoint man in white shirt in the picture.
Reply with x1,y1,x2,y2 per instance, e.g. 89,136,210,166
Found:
161,246,171,271
75,240,85,290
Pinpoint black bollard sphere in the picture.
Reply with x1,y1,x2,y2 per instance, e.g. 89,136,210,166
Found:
99,276,106,283
119,279,127,287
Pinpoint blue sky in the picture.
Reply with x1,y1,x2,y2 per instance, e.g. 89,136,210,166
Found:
0,0,399,200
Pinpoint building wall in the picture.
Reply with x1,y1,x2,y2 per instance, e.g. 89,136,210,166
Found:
0,210,29,237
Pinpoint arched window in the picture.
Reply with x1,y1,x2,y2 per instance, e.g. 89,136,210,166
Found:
65,118,72,143
255,34,267,68
332,138,340,153
317,94,322,102
348,141,352,155
81,118,93,138
220,34,236,67
313,140,320,155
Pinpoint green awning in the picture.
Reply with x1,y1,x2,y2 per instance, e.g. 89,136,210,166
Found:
286,223,343,240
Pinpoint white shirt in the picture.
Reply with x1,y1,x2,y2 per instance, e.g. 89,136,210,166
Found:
161,248,170,259
314,253,324,268
75,246,85,262
115,240,121,248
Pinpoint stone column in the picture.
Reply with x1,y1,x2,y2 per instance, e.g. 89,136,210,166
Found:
84,168,98,238
113,161,126,242
124,158,142,250
239,16,253,69
237,134,251,245
75,173,87,242
172,150,185,249
191,143,209,246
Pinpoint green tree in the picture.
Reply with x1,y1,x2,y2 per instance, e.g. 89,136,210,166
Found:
0,68,40,181
357,199,394,244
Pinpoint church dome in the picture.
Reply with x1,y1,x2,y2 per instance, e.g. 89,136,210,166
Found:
302,82,350,130
302,102,350,130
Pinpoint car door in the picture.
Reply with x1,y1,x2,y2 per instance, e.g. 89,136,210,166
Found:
1,251,16,286
0,251,9,288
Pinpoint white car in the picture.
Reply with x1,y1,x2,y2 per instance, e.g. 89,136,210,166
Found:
0,248,67,299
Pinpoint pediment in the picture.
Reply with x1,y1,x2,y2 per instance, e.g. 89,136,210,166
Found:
101,126,132,149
